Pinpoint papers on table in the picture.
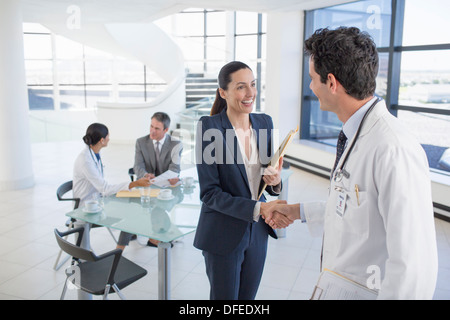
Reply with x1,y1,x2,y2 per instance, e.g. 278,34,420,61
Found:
115,170,181,198
116,189,160,198
116,190,140,197
150,170,181,188
311,269,378,300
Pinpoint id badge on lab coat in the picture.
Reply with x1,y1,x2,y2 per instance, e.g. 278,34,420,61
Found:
335,189,347,218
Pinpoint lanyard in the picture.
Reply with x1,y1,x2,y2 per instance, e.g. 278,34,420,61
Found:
89,147,104,177
334,97,381,182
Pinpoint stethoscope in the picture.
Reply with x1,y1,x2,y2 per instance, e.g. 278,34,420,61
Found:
333,97,381,182
88,147,104,177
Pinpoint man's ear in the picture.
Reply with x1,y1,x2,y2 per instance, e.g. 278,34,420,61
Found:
327,73,339,93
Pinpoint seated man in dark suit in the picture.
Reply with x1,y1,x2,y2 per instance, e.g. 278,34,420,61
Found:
117,112,183,250
133,112,182,184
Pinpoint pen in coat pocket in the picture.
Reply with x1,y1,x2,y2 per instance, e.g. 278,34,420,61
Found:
355,184,360,206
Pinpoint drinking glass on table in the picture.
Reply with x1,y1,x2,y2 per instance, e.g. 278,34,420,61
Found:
139,187,151,208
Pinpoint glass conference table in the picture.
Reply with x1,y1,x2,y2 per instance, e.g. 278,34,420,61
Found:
66,167,292,300
66,167,201,300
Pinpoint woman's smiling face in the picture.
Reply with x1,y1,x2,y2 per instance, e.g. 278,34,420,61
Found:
219,68,257,115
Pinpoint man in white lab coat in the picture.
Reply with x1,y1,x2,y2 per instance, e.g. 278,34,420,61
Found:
262,27,438,299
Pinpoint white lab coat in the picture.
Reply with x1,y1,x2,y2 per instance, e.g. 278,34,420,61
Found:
304,100,438,299
73,146,129,207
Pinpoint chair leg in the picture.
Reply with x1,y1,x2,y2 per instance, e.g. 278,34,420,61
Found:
53,251,71,270
54,223,74,270
103,284,111,300
53,248,64,270
112,284,126,300
107,228,118,244
60,278,69,300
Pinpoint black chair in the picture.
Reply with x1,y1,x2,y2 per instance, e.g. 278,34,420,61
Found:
57,181,80,210
128,168,135,182
54,180,118,271
55,227,147,300
54,181,81,270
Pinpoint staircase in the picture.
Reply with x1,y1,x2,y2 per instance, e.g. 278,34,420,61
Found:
185,73,217,107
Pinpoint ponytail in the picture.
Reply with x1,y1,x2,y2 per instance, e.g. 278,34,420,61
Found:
210,88,227,116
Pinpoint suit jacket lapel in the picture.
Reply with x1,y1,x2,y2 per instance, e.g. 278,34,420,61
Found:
160,134,170,165
250,113,269,199
220,110,250,189
249,113,262,158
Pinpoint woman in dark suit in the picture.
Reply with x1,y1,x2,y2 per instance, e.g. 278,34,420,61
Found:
194,61,288,300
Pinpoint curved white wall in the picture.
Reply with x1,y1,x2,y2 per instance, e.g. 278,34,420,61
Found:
98,23,186,143
44,21,186,143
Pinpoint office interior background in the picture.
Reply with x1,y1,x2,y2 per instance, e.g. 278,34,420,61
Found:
0,0,449,299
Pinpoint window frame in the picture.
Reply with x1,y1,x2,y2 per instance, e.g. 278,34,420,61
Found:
301,0,450,176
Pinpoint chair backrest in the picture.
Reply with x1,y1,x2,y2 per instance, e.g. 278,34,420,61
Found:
128,168,135,182
55,227,126,287
54,227,97,262
57,180,80,209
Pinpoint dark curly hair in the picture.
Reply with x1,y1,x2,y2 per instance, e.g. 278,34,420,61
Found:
304,27,379,100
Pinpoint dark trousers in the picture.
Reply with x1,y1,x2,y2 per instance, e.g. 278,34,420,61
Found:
202,219,268,300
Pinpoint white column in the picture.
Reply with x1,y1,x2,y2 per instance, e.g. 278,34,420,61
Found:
0,0,34,190
51,33,61,111
225,11,235,62
265,12,303,140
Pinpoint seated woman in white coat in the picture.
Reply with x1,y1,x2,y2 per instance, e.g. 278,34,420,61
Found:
73,123,150,248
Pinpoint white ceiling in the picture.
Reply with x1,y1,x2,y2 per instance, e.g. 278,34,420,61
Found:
21,0,356,24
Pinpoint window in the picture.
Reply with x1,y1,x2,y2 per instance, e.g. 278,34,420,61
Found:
168,9,226,75
25,9,267,112
302,0,450,175
402,0,450,46
235,12,266,111
155,9,267,111
23,24,54,110
24,24,165,110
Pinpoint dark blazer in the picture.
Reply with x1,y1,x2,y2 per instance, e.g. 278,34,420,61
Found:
193,109,280,256
133,134,182,179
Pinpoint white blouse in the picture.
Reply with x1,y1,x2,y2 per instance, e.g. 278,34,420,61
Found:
234,126,262,222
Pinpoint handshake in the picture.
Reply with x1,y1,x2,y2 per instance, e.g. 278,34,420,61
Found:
260,200,300,229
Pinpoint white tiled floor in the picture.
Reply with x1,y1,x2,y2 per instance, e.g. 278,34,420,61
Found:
0,141,449,300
